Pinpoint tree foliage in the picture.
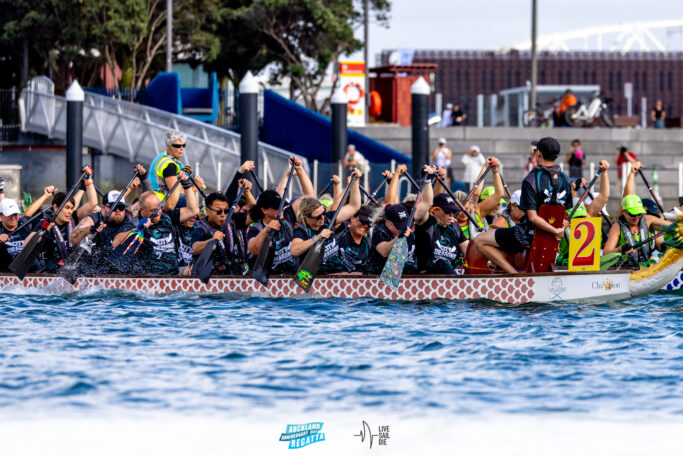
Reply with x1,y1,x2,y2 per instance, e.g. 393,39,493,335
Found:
207,0,391,112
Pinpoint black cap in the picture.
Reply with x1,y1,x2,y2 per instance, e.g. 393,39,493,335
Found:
385,204,410,231
354,205,374,225
537,137,561,161
679,196,683,207
530,140,538,147
257,190,282,210
432,192,459,213
641,198,660,216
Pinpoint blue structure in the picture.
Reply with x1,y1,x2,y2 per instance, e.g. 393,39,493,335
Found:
146,72,219,123
262,90,409,166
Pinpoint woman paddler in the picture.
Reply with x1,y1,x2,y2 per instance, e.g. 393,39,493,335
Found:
246,157,315,275
290,169,362,274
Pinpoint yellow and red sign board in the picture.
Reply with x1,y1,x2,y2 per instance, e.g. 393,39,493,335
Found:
339,61,365,127
568,217,602,271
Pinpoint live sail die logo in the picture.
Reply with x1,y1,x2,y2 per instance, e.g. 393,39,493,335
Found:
279,422,325,449
354,421,390,449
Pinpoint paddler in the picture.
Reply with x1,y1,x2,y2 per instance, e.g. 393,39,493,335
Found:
290,169,362,274
191,182,255,276
492,190,524,228
0,199,35,271
112,172,199,275
24,166,96,273
246,157,316,275
603,194,670,267
434,158,504,239
473,137,573,274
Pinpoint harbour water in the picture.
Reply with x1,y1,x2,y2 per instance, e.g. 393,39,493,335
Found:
1,287,682,454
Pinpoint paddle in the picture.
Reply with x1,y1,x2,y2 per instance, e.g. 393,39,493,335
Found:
637,168,664,215
251,161,297,286
9,171,88,280
317,181,332,199
185,170,207,199
567,168,601,221
60,171,141,284
108,178,183,272
359,184,378,205
434,174,484,231
293,174,358,292
620,230,665,255
193,186,246,284
249,170,264,194
465,161,493,203
379,176,430,290
362,176,389,206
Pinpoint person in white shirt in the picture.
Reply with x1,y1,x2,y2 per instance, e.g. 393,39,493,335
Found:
461,145,486,190
432,137,453,186
343,144,368,176
439,103,454,127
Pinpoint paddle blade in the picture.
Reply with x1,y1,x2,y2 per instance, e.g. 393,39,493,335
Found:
600,252,624,270
107,231,143,273
251,231,276,287
193,240,216,284
380,237,409,290
9,231,46,280
293,240,325,293
59,235,94,285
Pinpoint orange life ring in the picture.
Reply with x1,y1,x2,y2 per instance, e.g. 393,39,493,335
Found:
343,81,364,105
369,90,382,117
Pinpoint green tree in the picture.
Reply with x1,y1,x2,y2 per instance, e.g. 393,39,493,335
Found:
209,0,390,113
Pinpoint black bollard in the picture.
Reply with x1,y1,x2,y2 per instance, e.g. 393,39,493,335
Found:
331,88,348,178
411,77,430,179
66,80,84,190
239,71,259,167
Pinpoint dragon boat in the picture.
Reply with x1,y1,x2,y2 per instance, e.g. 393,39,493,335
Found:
0,216,681,304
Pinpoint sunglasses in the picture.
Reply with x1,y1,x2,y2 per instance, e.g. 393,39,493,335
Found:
106,204,126,212
208,207,229,215
626,211,642,217
170,143,186,148
358,218,370,226
307,210,326,221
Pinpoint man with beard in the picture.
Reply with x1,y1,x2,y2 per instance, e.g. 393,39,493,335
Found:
112,173,199,275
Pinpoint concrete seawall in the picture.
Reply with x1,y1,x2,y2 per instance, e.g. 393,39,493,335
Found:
356,126,683,213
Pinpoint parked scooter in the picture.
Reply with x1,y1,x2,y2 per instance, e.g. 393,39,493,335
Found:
564,94,614,128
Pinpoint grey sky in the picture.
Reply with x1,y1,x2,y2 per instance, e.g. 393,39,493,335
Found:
349,0,683,65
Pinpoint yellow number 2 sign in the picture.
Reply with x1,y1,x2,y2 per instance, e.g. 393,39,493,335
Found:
568,217,602,271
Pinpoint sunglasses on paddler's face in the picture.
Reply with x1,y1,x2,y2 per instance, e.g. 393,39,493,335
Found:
208,207,229,215
106,204,126,212
308,210,326,221
170,143,186,148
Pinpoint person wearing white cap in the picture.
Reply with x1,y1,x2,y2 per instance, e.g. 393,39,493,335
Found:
461,145,486,191
432,137,453,186
0,199,34,271
492,190,524,228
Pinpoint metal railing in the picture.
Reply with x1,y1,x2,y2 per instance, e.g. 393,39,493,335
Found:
19,82,307,193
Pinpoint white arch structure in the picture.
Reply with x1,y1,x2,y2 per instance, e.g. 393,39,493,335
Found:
504,20,683,54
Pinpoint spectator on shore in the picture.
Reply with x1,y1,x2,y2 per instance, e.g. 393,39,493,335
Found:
553,89,576,127
451,103,467,126
432,138,453,186
440,103,454,127
526,141,538,173
613,144,637,191
565,139,585,179
343,144,368,176
461,145,486,191
651,100,666,129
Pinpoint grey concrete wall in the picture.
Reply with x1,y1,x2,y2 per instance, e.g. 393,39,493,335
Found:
356,126,683,213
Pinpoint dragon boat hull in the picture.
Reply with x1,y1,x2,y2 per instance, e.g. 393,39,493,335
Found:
0,269,675,304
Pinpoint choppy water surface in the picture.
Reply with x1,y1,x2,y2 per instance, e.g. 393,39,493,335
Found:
0,289,682,417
